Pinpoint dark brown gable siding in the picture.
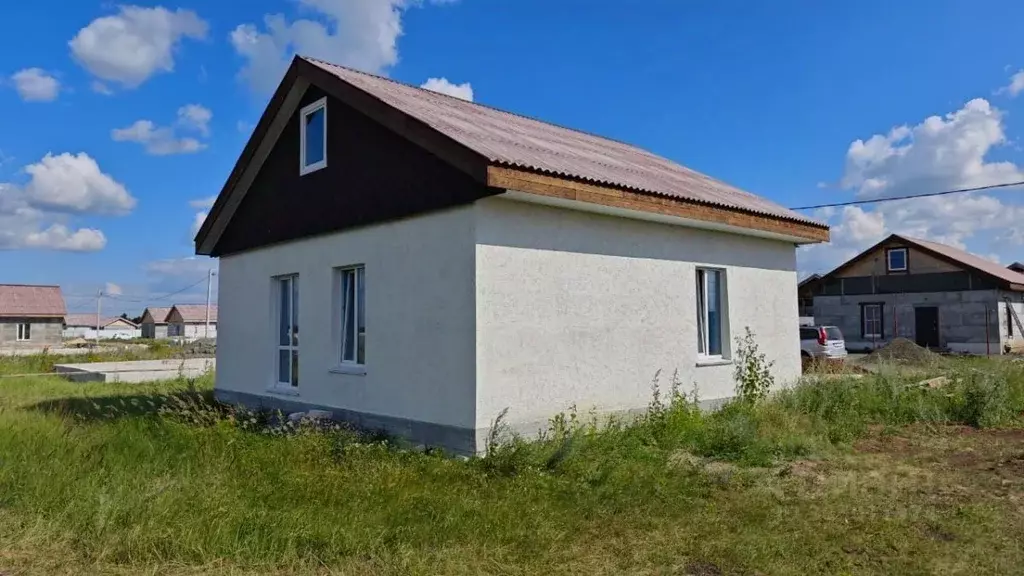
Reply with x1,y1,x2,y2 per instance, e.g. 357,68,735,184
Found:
213,86,496,256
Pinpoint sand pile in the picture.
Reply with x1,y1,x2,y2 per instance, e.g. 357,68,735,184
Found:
867,338,941,365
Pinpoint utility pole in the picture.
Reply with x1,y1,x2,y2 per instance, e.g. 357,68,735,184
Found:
205,269,216,339
95,289,102,346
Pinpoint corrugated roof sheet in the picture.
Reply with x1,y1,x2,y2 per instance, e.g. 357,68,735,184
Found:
304,57,822,228
0,284,65,317
172,304,217,324
900,235,1024,287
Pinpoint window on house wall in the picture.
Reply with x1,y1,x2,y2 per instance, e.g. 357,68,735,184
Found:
299,98,327,175
16,323,30,341
338,266,366,365
276,275,300,387
886,248,908,272
696,268,725,357
862,304,882,338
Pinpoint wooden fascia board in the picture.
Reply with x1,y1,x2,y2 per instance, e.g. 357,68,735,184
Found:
487,166,830,243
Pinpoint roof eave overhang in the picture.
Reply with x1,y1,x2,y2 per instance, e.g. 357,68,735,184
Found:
488,166,829,244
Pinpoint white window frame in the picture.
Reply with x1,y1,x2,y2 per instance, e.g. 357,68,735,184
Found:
863,304,882,339
886,248,908,272
16,323,30,341
332,265,366,375
696,268,726,360
272,274,300,392
299,97,327,176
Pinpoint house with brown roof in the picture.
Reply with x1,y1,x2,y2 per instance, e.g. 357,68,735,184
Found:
0,284,65,349
195,55,829,453
166,304,217,341
63,314,140,339
808,234,1024,354
140,307,172,339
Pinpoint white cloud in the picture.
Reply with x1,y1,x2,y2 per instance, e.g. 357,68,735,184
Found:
0,184,106,252
190,211,207,238
91,80,113,95
147,255,217,277
998,69,1024,98
23,152,136,215
189,196,216,209
20,224,106,252
11,68,60,102
104,282,123,296
177,104,212,135
0,154,132,252
420,77,473,101
112,119,205,156
799,97,1024,274
230,0,453,92
69,5,208,88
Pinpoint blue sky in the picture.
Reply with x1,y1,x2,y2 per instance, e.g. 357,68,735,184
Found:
2,0,1024,314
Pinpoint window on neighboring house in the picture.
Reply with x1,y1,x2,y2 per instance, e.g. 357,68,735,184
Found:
862,304,882,339
299,97,327,175
696,268,725,357
276,275,300,387
338,266,366,365
16,323,30,341
886,248,908,272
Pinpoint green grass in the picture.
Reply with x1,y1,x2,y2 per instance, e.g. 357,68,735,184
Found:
1,357,1023,574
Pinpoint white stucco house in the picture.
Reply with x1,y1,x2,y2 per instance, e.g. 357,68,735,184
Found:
195,56,829,453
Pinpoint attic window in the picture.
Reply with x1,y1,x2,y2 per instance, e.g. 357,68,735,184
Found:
300,97,327,175
886,248,907,272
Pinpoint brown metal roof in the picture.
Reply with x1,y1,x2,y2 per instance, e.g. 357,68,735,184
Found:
899,235,1024,288
303,57,822,228
170,304,217,324
0,284,65,318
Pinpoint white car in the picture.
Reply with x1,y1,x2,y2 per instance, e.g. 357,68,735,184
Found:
800,325,847,361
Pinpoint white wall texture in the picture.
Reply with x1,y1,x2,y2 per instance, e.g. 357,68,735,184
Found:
473,197,802,431
216,205,478,430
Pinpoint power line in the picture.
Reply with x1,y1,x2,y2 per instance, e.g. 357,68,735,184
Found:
102,276,210,304
789,180,1024,211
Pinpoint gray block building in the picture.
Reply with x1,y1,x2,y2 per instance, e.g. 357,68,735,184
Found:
809,234,1024,354
0,284,66,350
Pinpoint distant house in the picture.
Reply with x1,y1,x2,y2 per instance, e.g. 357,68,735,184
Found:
167,304,217,341
0,284,66,349
140,307,171,339
63,314,140,339
809,234,1024,354
1009,262,1024,274
194,56,829,453
797,273,821,324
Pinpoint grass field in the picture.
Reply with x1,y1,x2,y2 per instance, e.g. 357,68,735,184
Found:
1,356,1023,574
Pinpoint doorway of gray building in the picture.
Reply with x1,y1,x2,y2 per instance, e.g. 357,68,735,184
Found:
914,306,939,349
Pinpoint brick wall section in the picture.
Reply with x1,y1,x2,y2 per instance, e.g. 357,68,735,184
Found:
0,318,63,348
